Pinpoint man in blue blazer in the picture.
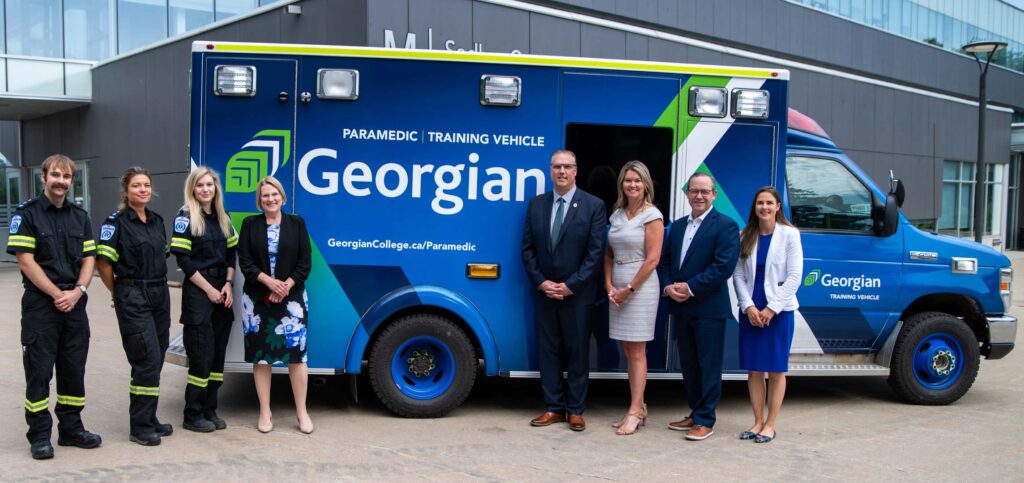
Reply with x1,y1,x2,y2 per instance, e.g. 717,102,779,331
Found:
657,172,739,441
521,150,606,432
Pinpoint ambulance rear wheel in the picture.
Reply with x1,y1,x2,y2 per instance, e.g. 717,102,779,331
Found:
887,311,979,405
368,314,476,418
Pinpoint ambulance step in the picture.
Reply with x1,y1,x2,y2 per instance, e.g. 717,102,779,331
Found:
787,363,889,376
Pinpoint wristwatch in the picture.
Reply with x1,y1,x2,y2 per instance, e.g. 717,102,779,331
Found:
78,284,88,294
627,284,636,292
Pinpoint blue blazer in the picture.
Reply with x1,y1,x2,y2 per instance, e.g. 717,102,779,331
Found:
657,207,740,319
521,188,606,306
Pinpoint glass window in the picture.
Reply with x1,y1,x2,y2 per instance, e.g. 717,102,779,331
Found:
985,163,1004,236
0,0,5,54
6,0,63,58
259,0,280,5
940,160,979,236
65,62,91,97
786,156,875,232
215,0,255,21
118,0,167,54
169,0,214,36
64,0,114,61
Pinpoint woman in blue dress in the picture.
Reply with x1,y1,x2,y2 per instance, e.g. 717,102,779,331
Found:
733,186,803,443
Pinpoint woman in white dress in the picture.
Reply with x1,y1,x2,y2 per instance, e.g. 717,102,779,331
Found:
604,161,664,435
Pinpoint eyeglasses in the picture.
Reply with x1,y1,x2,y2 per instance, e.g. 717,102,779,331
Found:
686,188,714,197
551,164,577,171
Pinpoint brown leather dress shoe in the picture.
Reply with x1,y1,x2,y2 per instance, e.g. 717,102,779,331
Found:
668,417,695,431
685,424,714,441
530,411,566,427
568,414,586,432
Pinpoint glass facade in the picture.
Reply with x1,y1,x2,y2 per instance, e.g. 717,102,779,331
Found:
0,0,275,96
789,0,1024,73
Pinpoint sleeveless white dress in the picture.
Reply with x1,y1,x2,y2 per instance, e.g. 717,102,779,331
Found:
608,206,663,342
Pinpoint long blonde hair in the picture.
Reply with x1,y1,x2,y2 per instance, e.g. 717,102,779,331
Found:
183,167,232,238
613,160,655,211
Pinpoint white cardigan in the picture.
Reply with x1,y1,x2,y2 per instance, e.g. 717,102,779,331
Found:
733,223,803,314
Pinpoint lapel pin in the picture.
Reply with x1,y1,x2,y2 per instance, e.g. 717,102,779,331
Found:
572,203,577,208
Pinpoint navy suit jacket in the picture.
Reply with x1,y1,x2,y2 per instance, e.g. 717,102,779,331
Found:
657,207,740,319
521,188,606,306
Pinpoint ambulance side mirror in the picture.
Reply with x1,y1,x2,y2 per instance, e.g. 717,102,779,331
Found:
871,172,903,237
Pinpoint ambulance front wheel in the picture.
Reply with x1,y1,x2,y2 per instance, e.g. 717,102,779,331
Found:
887,311,980,405
368,314,477,418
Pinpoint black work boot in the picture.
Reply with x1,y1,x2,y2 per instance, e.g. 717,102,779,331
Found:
30,440,54,460
205,412,227,430
57,430,102,449
183,418,216,433
129,432,161,446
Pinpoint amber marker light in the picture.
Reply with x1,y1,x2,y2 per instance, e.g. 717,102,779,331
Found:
467,264,500,279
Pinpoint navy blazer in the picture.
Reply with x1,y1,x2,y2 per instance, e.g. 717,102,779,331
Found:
521,188,606,306
656,207,740,319
237,213,311,300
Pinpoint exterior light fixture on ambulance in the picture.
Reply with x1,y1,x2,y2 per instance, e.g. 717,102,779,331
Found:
687,86,727,118
951,257,978,274
466,263,500,279
317,69,359,100
214,65,256,96
480,75,521,107
731,89,770,119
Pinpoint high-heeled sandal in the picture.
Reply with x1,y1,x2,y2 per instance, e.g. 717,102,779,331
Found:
257,415,273,433
615,410,647,436
612,403,647,429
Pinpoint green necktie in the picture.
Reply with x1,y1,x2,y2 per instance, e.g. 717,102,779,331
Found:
551,197,565,251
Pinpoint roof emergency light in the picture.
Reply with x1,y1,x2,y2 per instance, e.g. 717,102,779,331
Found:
688,86,726,118
480,75,521,107
317,69,359,100
214,65,256,97
731,89,770,119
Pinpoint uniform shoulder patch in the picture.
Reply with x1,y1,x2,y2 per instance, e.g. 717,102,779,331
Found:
9,215,22,234
99,224,116,241
174,216,190,234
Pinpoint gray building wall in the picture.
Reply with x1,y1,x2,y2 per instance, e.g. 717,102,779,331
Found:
14,0,1018,247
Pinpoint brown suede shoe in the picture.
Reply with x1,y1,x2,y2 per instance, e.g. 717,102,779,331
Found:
568,414,586,432
530,411,566,427
685,424,714,441
667,417,696,431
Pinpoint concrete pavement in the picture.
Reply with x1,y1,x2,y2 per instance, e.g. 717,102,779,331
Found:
0,259,1022,482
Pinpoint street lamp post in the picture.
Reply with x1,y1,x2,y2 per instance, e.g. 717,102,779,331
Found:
963,41,1007,244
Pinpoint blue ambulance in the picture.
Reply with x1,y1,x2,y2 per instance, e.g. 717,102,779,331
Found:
171,40,1016,416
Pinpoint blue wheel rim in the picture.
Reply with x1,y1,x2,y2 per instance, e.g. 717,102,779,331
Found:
389,335,456,400
912,332,964,390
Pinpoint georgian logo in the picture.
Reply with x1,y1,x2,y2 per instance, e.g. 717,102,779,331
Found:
804,269,821,286
225,129,292,193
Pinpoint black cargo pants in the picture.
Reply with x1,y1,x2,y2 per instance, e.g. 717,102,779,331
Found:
181,272,233,423
21,287,90,444
113,279,170,436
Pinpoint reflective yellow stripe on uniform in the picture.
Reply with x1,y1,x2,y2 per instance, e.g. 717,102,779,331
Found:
56,394,86,406
129,384,160,396
97,245,119,262
170,237,192,251
24,398,49,412
226,234,238,249
8,235,36,249
187,374,209,388
82,240,96,254
209,372,224,382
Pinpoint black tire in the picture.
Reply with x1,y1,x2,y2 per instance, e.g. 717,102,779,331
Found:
367,314,477,418
887,311,980,405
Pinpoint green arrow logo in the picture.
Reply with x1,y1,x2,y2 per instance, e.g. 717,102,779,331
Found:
225,129,291,193
804,269,821,286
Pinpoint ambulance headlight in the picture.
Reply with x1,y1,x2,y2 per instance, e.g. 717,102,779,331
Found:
480,75,521,107
214,65,256,97
317,69,359,100
688,87,727,118
731,89,770,119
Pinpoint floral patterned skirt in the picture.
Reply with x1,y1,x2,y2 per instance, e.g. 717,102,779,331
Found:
241,289,308,365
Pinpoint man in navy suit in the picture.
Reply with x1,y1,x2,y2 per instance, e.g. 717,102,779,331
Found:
521,149,606,432
657,172,739,441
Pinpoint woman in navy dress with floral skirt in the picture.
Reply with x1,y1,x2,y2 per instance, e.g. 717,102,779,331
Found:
237,176,313,435
733,186,803,444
